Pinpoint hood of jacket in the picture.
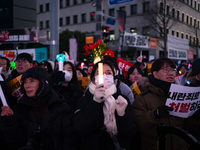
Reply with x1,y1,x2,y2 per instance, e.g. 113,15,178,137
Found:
139,74,172,97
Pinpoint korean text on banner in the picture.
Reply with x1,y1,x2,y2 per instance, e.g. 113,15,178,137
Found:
6,75,23,101
165,84,200,118
117,57,133,77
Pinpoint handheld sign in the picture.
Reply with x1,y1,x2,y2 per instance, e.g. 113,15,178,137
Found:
56,54,66,71
6,75,23,101
166,84,200,118
130,82,141,98
0,67,8,106
98,63,103,84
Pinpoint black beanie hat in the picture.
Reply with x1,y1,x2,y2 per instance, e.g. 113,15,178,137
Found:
21,67,49,98
191,58,200,76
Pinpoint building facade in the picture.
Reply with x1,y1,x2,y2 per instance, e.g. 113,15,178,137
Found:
36,0,200,61
0,0,36,29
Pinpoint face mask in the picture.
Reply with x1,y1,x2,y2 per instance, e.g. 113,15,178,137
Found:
63,70,72,82
95,74,114,89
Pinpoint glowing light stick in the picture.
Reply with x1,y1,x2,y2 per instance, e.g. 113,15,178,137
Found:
98,63,103,84
0,67,8,106
56,54,66,71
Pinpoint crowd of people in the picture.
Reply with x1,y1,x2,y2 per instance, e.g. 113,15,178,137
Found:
0,52,199,150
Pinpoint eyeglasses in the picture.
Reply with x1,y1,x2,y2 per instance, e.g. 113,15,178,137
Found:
161,67,176,73
15,60,27,64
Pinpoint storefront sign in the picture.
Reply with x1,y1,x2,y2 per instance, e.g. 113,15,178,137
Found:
124,32,149,48
0,27,39,43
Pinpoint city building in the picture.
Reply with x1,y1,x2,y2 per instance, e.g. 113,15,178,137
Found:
36,0,200,61
0,0,36,29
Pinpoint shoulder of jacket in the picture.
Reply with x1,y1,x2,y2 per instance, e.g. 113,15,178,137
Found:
140,90,151,97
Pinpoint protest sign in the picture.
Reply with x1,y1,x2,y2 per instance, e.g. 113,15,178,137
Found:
77,77,90,92
166,84,200,118
147,64,152,75
117,57,133,77
6,75,23,101
175,74,184,84
130,82,141,98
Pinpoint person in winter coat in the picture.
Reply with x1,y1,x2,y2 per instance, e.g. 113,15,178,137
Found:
132,58,200,150
1,53,33,109
52,61,84,113
73,60,137,150
1,67,77,150
125,65,143,90
180,58,200,140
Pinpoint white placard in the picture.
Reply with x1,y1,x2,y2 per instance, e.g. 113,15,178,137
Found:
166,84,200,118
124,32,150,48
69,38,77,63
167,34,189,50
168,47,187,60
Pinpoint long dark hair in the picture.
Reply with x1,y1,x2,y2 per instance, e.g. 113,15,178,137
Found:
63,61,83,97
90,60,115,81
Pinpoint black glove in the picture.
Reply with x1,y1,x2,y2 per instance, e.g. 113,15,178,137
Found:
54,71,65,85
154,105,173,119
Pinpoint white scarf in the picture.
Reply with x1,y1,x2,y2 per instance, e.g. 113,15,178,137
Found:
89,82,118,135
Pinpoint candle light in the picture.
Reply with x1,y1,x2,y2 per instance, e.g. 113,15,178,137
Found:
98,63,103,84
56,54,66,71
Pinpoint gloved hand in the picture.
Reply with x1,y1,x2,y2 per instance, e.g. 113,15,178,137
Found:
154,105,173,119
54,71,65,85
93,84,105,103
115,96,128,116
1,106,13,117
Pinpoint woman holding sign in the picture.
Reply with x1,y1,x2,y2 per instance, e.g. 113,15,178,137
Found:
73,61,137,150
1,67,77,150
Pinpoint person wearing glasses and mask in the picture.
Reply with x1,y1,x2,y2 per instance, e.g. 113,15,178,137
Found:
1,53,33,109
73,60,137,150
53,61,83,113
132,58,200,150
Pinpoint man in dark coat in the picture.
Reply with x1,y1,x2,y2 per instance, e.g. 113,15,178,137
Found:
1,67,77,150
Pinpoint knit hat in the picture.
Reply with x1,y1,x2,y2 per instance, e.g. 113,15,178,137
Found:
21,67,49,81
21,67,49,98
191,58,200,76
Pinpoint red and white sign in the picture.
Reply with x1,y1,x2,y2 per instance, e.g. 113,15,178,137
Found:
187,50,194,60
3,51,15,62
117,57,133,77
175,74,184,84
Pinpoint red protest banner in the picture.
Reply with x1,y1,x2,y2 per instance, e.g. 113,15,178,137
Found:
117,57,133,78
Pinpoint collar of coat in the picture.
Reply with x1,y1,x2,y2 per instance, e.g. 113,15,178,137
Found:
16,89,69,114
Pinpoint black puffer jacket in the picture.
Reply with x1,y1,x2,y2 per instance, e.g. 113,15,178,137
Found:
73,87,137,150
2,89,77,150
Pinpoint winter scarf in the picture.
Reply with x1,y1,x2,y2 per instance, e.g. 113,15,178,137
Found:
89,82,118,135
